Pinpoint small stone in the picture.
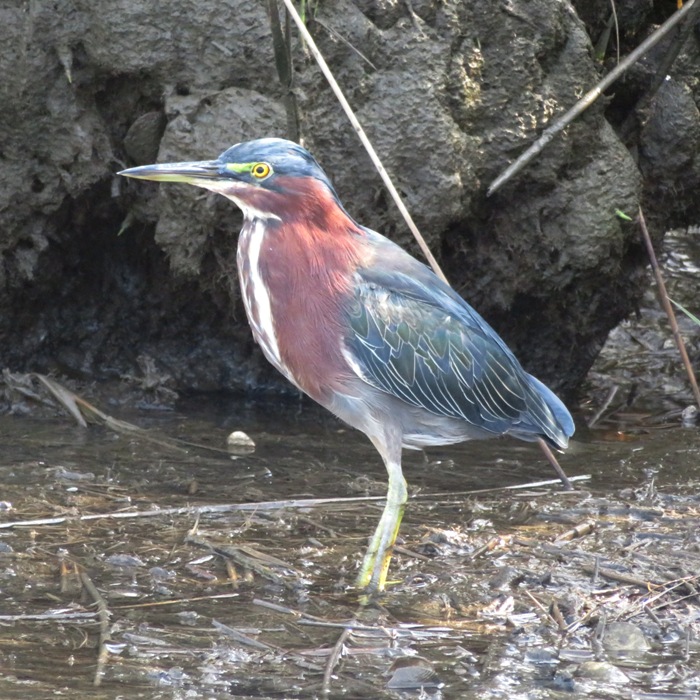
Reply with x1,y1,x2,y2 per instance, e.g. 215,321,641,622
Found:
105,554,145,569
682,405,698,426
526,648,559,664
227,430,256,452
576,661,630,684
55,468,95,482
386,657,443,690
602,621,650,654
149,566,175,581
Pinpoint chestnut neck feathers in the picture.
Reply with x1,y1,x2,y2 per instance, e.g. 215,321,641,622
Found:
236,174,368,401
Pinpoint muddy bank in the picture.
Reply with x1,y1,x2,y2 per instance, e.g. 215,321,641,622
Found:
1,1,699,399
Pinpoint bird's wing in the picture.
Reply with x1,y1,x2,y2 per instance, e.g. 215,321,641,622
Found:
343,255,571,446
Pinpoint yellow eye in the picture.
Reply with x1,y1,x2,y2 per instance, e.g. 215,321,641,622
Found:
251,162,271,179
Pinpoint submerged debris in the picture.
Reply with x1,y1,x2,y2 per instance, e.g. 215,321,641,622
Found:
0,403,698,697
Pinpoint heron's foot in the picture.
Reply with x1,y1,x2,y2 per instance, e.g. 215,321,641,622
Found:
355,498,405,593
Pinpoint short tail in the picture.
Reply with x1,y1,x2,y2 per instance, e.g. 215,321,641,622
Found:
508,374,575,450
528,374,575,449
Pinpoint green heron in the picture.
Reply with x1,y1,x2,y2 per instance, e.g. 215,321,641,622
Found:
119,138,574,593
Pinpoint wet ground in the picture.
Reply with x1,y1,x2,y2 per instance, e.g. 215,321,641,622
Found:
0,394,698,699
0,228,699,699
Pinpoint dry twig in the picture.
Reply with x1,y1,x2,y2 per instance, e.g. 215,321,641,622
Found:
279,0,445,283
587,385,619,428
79,570,111,687
186,534,300,588
637,207,700,409
213,619,279,652
322,627,352,694
487,0,698,195
0,475,590,532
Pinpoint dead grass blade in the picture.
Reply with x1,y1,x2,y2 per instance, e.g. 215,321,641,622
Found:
33,373,231,455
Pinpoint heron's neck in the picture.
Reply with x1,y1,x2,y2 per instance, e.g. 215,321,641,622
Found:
236,208,367,401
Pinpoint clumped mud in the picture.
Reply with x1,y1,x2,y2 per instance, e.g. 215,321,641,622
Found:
3,1,699,398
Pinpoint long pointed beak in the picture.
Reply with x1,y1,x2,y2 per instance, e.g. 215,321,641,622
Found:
118,160,224,184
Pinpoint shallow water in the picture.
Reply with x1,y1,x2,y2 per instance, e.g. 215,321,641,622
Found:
0,394,698,699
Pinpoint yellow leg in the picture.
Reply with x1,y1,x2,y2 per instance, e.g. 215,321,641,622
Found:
356,453,407,593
